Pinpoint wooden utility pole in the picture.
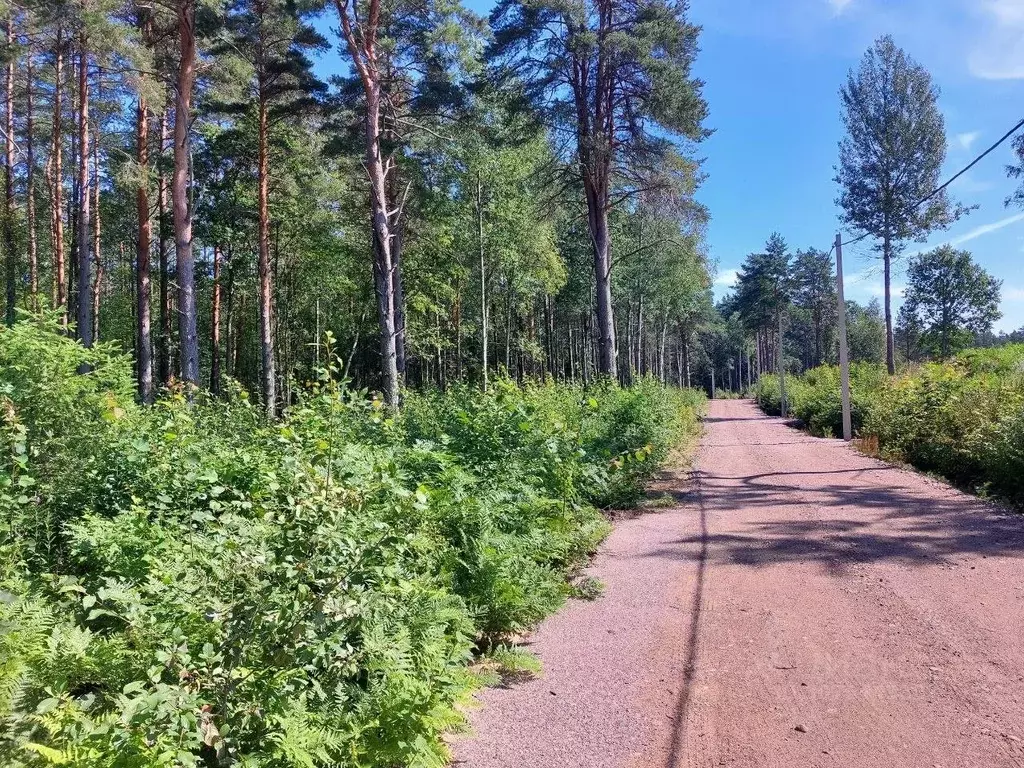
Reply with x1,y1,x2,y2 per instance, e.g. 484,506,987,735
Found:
777,309,787,418
477,171,487,392
835,233,853,441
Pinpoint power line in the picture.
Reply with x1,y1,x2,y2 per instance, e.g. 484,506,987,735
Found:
915,117,1024,210
836,115,1024,249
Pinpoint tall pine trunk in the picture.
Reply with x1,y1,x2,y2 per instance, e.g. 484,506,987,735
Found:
364,87,399,407
157,109,170,384
333,0,401,408
584,179,616,378
91,124,101,342
210,244,222,395
26,42,38,310
75,27,92,347
256,93,275,415
51,27,66,326
136,91,153,402
4,18,15,326
174,0,198,386
883,233,895,374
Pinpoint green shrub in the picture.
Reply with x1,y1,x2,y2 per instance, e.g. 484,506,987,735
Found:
752,346,1024,503
0,320,704,767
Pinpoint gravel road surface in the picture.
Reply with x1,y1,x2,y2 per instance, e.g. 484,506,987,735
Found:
451,399,1024,768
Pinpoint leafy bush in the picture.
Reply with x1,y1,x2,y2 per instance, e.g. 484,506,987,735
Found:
752,346,1024,502
0,319,704,767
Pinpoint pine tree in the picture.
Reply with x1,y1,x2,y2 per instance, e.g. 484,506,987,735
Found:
215,0,326,416
836,35,963,374
329,0,483,408
488,0,709,378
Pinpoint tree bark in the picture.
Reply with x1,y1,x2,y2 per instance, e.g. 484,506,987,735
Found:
91,130,101,342
136,90,153,402
4,18,15,326
174,0,198,386
157,108,171,384
256,90,276,415
26,42,38,310
477,171,487,391
50,28,66,324
585,181,617,378
333,0,401,408
211,244,222,395
76,24,93,347
883,235,895,374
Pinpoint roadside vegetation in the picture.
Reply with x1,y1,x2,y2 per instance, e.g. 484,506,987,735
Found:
754,345,1024,504
0,319,703,767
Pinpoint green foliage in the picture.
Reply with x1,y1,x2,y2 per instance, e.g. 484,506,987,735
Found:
902,245,1002,358
0,322,703,767
753,347,1024,502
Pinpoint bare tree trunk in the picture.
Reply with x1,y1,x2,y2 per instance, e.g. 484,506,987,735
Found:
76,25,93,347
333,0,401,408
157,109,170,384
26,42,38,310
586,183,616,378
659,319,667,383
50,28,66,324
477,171,487,391
256,92,275,415
210,244,222,396
883,234,895,374
393,216,406,377
3,18,15,326
136,89,153,402
174,0,198,386
225,245,235,377
680,321,690,388
91,120,101,342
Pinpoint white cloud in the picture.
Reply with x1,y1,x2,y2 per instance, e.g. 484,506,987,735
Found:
714,268,739,287
968,0,1024,79
866,281,905,298
948,171,994,195
1003,287,1024,301
828,0,854,14
955,131,981,151
949,211,1024,246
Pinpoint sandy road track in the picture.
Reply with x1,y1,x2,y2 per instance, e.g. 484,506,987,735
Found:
452,399,1024,768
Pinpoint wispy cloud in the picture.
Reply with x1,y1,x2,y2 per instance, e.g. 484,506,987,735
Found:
949,211,1024,246
968,0,1024,79
714,268,739,287
828,0,854,14
955,131,981,151
1003,286,1024,301
948,171,994,195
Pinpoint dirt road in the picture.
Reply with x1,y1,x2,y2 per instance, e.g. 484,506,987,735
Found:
452,399,1024,768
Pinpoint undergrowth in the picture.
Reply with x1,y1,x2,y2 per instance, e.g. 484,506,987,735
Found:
0,319,703,767
753,345,1024,503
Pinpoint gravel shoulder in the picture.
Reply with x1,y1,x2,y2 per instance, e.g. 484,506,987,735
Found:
451,399,1024,768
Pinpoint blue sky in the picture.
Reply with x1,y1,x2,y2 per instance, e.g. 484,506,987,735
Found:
688,0,1024,332
315,0,1024,331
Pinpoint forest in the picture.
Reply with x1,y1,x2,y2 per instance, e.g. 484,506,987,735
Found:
2,0,1024,765
0,0,713,410
1,0,717,765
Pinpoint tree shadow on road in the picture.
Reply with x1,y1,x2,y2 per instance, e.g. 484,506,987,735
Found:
646,467,1024,570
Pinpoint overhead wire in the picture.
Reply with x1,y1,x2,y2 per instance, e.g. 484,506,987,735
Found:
834,115,1024,249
